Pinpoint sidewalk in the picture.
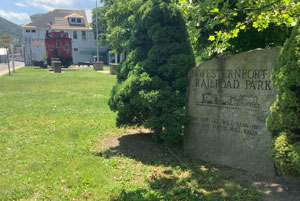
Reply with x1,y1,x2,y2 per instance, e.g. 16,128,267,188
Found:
0,62,25,76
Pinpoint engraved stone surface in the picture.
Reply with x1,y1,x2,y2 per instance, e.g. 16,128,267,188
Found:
184,47,281,176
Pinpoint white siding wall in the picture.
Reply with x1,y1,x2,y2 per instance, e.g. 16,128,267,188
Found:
70,30,97,64
23,29,47,65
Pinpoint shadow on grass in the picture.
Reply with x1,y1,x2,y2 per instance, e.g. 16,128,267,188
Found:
96,133,176,164
94,132,262,201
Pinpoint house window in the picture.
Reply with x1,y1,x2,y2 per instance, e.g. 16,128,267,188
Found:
73,31,77,39
71,18,76,23
56,40,61,48
26,29,30,32
77,18,82,23
74,48,78,51
60,30,64,33
81,31,86,40
31,30,36,33
64,44,69,50
49,45,54,50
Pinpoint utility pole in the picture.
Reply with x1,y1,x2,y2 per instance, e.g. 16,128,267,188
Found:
96,0,99,62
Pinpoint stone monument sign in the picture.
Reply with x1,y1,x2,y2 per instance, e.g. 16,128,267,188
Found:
184,47,281,175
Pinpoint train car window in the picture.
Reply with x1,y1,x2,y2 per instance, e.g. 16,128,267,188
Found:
73,31,77,39
64,45,69,50
56,40,61,48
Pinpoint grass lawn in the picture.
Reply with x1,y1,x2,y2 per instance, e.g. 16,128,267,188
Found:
103,65,110,71
0,67,262,200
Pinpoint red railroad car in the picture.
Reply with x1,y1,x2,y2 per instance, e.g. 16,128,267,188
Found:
45,31,73,67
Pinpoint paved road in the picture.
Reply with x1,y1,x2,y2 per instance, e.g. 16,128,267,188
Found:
0,61,25,76
0,61,24,71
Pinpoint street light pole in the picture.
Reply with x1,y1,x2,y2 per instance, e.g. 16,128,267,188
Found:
96,0,99,62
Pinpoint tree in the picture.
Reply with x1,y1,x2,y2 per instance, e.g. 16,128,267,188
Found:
92,0,144,54
108,0,195,143
179,0,299,60
91,4,109,48
266,21,300,177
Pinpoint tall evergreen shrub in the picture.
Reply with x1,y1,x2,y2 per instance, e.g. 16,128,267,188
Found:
108,0,195,143
267,20,300,177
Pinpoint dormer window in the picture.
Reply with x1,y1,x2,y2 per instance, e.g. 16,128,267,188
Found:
69,17,84,25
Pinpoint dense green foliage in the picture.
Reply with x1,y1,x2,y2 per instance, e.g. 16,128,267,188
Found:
179,0,299,61
92,5,108,47
108,0,195,143
93,0,143,54
0,16,22,44
267,21,300,177
272,134,300,176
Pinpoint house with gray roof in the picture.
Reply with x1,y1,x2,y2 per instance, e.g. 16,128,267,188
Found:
22,9,97,65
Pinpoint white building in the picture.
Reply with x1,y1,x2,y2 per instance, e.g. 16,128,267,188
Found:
22,9,97,65
0,48,8,63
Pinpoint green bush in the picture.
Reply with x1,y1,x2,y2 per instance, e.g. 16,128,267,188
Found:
267,20,300,177
273,133,300,176
109,0,195,143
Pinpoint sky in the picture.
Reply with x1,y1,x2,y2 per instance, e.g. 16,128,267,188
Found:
0,0,103,25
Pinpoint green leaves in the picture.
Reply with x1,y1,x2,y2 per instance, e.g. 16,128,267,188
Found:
208,35,215,41
93,0,144,53
210,8,219,13
240,25,246,30
178,0,300,56
232,29,239,37
252,21,259,28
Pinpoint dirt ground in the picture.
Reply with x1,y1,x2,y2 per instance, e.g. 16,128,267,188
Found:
103,130,300,201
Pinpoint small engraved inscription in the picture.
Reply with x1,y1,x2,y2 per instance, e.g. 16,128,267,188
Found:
190,116,262,137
